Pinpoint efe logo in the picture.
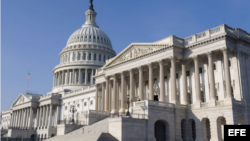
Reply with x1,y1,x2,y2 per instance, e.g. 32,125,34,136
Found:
224,125,249,140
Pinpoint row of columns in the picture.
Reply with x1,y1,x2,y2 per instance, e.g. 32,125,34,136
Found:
10,107,33,129
61,51,110,63
53,68,95,87
95,49,232,113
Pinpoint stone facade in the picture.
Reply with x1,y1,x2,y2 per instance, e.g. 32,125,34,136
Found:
1,2,250,141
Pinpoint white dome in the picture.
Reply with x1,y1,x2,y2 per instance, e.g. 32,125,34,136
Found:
66,26,112,48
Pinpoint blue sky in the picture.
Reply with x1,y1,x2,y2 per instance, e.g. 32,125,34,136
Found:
1,0,250,111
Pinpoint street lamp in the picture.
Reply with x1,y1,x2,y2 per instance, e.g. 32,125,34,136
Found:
124,93,133,117
70,105,77,123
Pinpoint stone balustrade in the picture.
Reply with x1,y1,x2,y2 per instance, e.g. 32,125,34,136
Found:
133,100,174,108
63,86,95,97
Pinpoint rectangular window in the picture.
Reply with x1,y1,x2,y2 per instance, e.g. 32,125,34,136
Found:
99,54,101,61
108,56,110,59
214,63,216,70
199,67,203,74
164,76,168,81
154,78,157,83
88,72,91,83
84,102,87,106
188,93,192,104
229,60,231,67
103,55,106,62
83,53,86,60
93,69,96,75
201,91,205,102
88,53,91,60
90,101,93,105
94,54,96,61
186,71,190,76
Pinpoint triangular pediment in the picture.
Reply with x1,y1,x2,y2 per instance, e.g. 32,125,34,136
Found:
12,94,31,106
105,43,169,67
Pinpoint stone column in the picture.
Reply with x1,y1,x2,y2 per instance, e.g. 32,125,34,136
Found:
58,72,61,86
170,57,177,103
56,105,60,126
25,108,29,128
193,56,201,103
39,106,43,128
181,60,188,104
129,69,135,107
207,52,216,101
222,48,232,98
120,72,125,113
78,68,82,85
91,69,94,85
15,111,18,127
101,83,105,111
48,105,53,128
45,105,49,128
28,107,33,129
41,106,46,128
138,66,144,100
66,69,69,85
111,75,117,113
95,84,99,110
85,69,88,84
74,69,77,85
159,60,165,102
148,63,154,100
62,71,65,85
20,109,23,128
36,108,40,129
105,77,110,112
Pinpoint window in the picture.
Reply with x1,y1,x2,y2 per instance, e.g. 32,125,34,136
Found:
164,76,168,81
84,102,87,106
99,54,101,61
108,56,110,59
78,53,80,60
90,101,93,105
77,104,80,107
214,63,216,70
93,69,96,75
83,53,86,60
94,54,96,61
176,73,179,79
199,67,202,74
97,37,99,40
103,55,106,62
188,93,192,104
186,71,190,76
154,78,157,83
94,36,95,39
229,60,231,67
88,72,91,83
89,36,91,39
88,53,91,60
65,106,67,110
201,91,205,102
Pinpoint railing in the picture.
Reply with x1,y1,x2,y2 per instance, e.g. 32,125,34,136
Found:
64,86,95,97
89,110,109,115
109,113,148,119
39,93,61,100
57,120,85,125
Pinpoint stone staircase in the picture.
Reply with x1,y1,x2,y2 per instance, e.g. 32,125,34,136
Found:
45,118,118,141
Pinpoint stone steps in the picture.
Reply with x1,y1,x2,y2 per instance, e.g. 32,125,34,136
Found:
45,118,117,141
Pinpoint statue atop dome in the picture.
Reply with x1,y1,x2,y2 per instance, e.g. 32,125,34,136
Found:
89,0,94,11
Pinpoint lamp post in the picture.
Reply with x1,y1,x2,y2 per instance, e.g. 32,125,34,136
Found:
70,105,77,123
124,93,133,117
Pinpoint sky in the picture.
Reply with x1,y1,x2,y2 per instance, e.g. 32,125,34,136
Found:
1,0,250,111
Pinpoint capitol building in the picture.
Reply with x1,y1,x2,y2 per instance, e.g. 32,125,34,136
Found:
1,1,250,141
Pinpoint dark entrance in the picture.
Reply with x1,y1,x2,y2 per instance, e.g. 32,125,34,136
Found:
154,95,159,101
154,120,166,141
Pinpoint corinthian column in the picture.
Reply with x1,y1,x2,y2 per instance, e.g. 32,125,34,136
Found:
181,60,188,104
129,69,135,107
47,105,52,128
28,107,33,129
138,66,144,100
120,72,125,113
78,69,82,85
170,57,177,103
159,60,165,102
105,77,110,112
207,52,216,101
193,56,201,103
101,82,105,111
111,75,117,113
221,48,232,99
148,63,154,100
95,84,99,110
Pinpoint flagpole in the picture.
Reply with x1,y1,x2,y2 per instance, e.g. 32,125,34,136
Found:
26,70,30,93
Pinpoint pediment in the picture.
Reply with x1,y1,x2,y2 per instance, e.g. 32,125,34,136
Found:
105,43,169,67
12,94,30,106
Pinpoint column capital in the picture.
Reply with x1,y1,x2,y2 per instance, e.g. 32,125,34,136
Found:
128,69,133,73
105,76,110,80
95,84,100,87
205,51,214,57
147,63,152,68
180,59,187,64
191,55,199,60
157,59,164,65
137,66,143,71
169,56,176,61
120,71,125,76
220,47,230,53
